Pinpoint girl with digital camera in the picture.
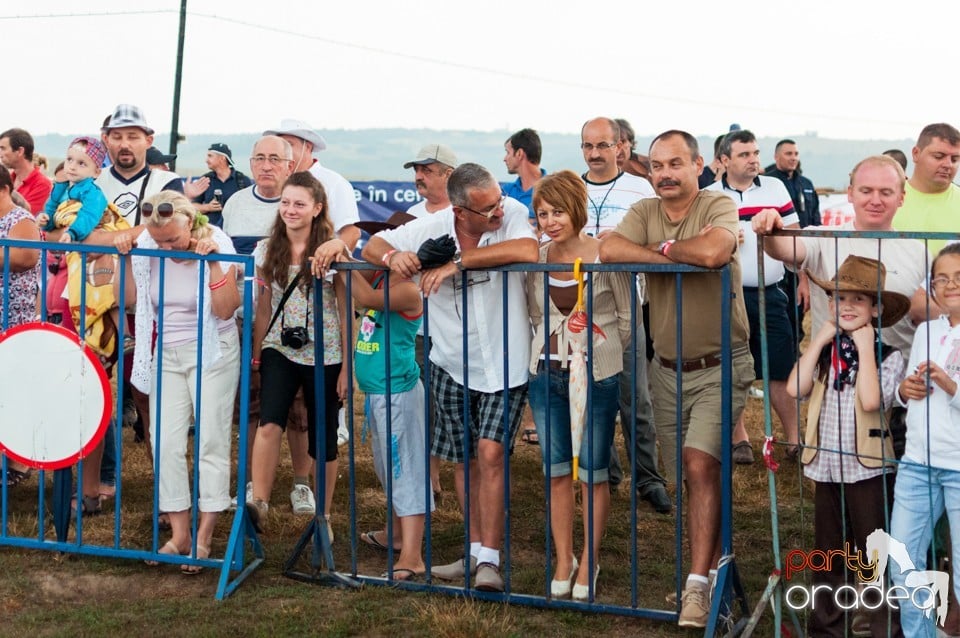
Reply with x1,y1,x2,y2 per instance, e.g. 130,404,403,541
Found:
246,172,350,535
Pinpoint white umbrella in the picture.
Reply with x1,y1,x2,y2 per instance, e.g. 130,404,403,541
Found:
566,258,606,481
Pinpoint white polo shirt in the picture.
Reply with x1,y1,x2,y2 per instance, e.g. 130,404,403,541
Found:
376,197,536,392
705,175,798,287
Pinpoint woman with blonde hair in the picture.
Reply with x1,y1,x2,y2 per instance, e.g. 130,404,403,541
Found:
114,190,241,572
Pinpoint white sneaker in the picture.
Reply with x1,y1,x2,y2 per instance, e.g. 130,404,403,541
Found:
337,407,350,447
748,386,764,400
290,484,316,515
229,481,253,511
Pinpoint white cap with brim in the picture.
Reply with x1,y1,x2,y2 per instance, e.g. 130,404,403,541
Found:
403,144,458,169
263,119,327,152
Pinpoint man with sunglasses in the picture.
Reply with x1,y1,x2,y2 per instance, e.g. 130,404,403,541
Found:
580,117,669,514
362,163,537,592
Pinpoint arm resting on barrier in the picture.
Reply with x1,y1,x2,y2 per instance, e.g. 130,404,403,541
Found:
0,218,40,271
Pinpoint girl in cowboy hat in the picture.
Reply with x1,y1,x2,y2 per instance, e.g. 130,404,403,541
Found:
787,254,910,637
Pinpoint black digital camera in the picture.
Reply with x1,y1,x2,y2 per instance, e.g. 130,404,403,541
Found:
281,326,309,349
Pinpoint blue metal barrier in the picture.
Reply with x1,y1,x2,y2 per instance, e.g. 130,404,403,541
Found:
284,258,745,634
0,238,262,599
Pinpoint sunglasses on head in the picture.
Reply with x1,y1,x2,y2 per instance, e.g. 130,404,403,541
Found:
141,202,175,217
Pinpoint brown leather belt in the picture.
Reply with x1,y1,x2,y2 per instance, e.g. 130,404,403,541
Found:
657,352,723,373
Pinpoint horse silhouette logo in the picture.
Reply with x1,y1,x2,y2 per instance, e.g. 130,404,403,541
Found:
864,528,949,626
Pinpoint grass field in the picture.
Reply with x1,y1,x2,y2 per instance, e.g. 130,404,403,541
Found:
0,383,810,638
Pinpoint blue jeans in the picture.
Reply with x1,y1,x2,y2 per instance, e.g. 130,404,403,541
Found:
100,420,116,487
527,365,619,484
890,462,960,637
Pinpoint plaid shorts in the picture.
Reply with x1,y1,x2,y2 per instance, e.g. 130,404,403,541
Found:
430,365,528,463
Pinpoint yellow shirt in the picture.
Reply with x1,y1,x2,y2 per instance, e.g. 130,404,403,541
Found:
893,182,960,254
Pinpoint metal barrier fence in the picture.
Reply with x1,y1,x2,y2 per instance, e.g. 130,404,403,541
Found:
0,238,261,600
756,228,959,637
280,259,746,636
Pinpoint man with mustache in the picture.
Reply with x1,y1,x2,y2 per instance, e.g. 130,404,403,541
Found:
580,116,669,514
404,144,457,218
893,122,960,255
401,143,457,499
705,130,800,464
600,130,754,628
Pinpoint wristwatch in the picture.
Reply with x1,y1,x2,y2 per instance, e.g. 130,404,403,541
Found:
453,251,464,270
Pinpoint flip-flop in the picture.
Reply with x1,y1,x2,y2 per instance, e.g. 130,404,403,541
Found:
361,530,400,552
381,567,422,582
521,428,539,445
181,545,210,576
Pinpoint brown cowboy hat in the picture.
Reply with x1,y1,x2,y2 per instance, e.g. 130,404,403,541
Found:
806,255,911,327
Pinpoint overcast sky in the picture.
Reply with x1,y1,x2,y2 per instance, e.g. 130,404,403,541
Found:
5,0,956,141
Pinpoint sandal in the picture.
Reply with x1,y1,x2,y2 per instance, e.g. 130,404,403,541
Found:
71,495,103,519
157,513,172,531
181,545,210,575
5,468,31,487
145,540,184,567
521,428,539,445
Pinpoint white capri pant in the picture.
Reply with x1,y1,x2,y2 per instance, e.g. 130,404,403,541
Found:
150,329,240,513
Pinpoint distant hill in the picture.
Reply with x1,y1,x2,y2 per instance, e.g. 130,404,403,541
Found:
33,129,916,191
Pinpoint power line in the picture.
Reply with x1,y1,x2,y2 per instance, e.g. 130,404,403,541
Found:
0,9,173,20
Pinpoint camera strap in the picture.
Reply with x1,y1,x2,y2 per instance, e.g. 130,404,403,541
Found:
266,271,302,336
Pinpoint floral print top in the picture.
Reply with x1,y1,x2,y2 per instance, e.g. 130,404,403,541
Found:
0,206,40,327
253,239,341,366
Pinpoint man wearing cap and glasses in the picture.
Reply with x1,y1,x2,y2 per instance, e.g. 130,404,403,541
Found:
263,119,360,251
189,143,251,228
405,144,457,218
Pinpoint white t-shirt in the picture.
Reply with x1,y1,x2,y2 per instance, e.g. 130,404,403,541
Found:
96,166,183,223
221,186,280,255
309,161,360,232
376,197,536,392
583,171,655,237
406,200,452,219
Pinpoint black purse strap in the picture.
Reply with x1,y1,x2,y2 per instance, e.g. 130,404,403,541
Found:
266,271,303,336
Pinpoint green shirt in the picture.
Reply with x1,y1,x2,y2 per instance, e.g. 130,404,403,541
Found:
354,275,422,395
893,182,960,254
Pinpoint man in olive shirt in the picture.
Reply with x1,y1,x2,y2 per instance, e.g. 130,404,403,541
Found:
599,130,753,629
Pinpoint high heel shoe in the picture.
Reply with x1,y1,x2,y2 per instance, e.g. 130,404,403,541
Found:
550,556,579,598
572,564,600,601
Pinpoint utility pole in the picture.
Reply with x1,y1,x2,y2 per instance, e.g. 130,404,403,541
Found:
168,0,188,171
